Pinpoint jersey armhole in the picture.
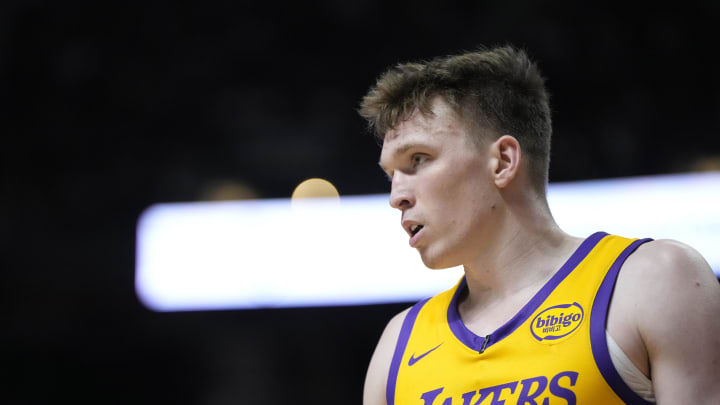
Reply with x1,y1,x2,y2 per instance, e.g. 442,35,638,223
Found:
386,298,430,405
590,238,655,405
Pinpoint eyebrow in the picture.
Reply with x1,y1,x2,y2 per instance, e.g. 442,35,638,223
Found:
377,142,426,173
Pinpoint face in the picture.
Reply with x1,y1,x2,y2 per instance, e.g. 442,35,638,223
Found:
379,98,501,269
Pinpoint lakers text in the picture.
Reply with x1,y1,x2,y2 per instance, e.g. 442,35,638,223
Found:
419,371,578,405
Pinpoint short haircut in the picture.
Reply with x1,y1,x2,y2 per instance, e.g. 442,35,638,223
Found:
359,45,552,194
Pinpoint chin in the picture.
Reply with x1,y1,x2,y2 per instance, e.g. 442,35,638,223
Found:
418,249,460,270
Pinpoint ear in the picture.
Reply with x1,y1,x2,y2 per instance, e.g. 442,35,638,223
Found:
489,135,521,189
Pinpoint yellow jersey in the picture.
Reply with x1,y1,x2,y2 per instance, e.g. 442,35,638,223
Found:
387,232,654,405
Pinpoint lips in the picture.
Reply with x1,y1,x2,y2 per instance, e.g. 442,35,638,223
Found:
409,226,425,247
402,219,425,247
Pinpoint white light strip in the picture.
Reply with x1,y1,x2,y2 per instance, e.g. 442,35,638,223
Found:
135,172,720,311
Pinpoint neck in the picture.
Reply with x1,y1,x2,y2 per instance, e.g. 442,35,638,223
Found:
461,197,582,308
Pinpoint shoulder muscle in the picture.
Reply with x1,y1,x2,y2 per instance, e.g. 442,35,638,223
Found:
622,239,720,402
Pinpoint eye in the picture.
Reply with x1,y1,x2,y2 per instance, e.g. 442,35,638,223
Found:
411,154,428,167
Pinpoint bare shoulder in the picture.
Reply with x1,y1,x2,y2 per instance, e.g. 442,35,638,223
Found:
620,239,720,402
363,307,412,405
620,239,720,332
613,239,718,309
623,238,716,280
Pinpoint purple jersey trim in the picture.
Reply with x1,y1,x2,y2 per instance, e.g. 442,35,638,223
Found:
447,231,608,352
590,237,654,405
387,298,430,405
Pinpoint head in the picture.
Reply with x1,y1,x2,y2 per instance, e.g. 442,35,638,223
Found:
359,46,553,268
359,45,552,196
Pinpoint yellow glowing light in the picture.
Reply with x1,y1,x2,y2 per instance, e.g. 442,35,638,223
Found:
291,178,340,200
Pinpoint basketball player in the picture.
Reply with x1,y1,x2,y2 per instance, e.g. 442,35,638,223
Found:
359,46,720,404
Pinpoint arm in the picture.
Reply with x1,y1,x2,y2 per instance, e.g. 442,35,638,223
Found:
620,239,720,403
363,308,411,405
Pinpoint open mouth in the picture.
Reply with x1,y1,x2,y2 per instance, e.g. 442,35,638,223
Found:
410,224,424,236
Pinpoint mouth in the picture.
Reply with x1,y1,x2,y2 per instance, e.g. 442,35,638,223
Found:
410,224,424,237
402,220,425,247
407,223,425,248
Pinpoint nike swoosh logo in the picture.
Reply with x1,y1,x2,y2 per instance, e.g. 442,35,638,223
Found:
408,343,443,366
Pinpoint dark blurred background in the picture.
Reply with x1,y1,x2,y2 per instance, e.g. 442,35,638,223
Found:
3,1,720,404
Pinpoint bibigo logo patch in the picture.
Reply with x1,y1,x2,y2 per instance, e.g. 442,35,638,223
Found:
530,302,584,342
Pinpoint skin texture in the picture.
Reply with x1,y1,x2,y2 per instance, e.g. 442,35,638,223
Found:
364,97,720,405
607,239,720,403
379,99,501,271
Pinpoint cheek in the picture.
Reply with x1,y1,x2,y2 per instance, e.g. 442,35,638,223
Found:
446,179,495,229
421,159,492,216
429,163,476,195
446,175,492,207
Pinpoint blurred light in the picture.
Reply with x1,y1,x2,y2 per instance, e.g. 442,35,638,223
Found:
689,156,720,172
135,172,720,311
198,179,259,201
291,178,340,200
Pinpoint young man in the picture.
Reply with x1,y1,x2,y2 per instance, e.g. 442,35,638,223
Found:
359,46,720,405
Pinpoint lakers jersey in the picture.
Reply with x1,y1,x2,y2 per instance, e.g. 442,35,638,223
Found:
387,232,654,405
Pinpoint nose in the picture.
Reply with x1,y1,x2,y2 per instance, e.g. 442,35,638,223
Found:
389,172,415,210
